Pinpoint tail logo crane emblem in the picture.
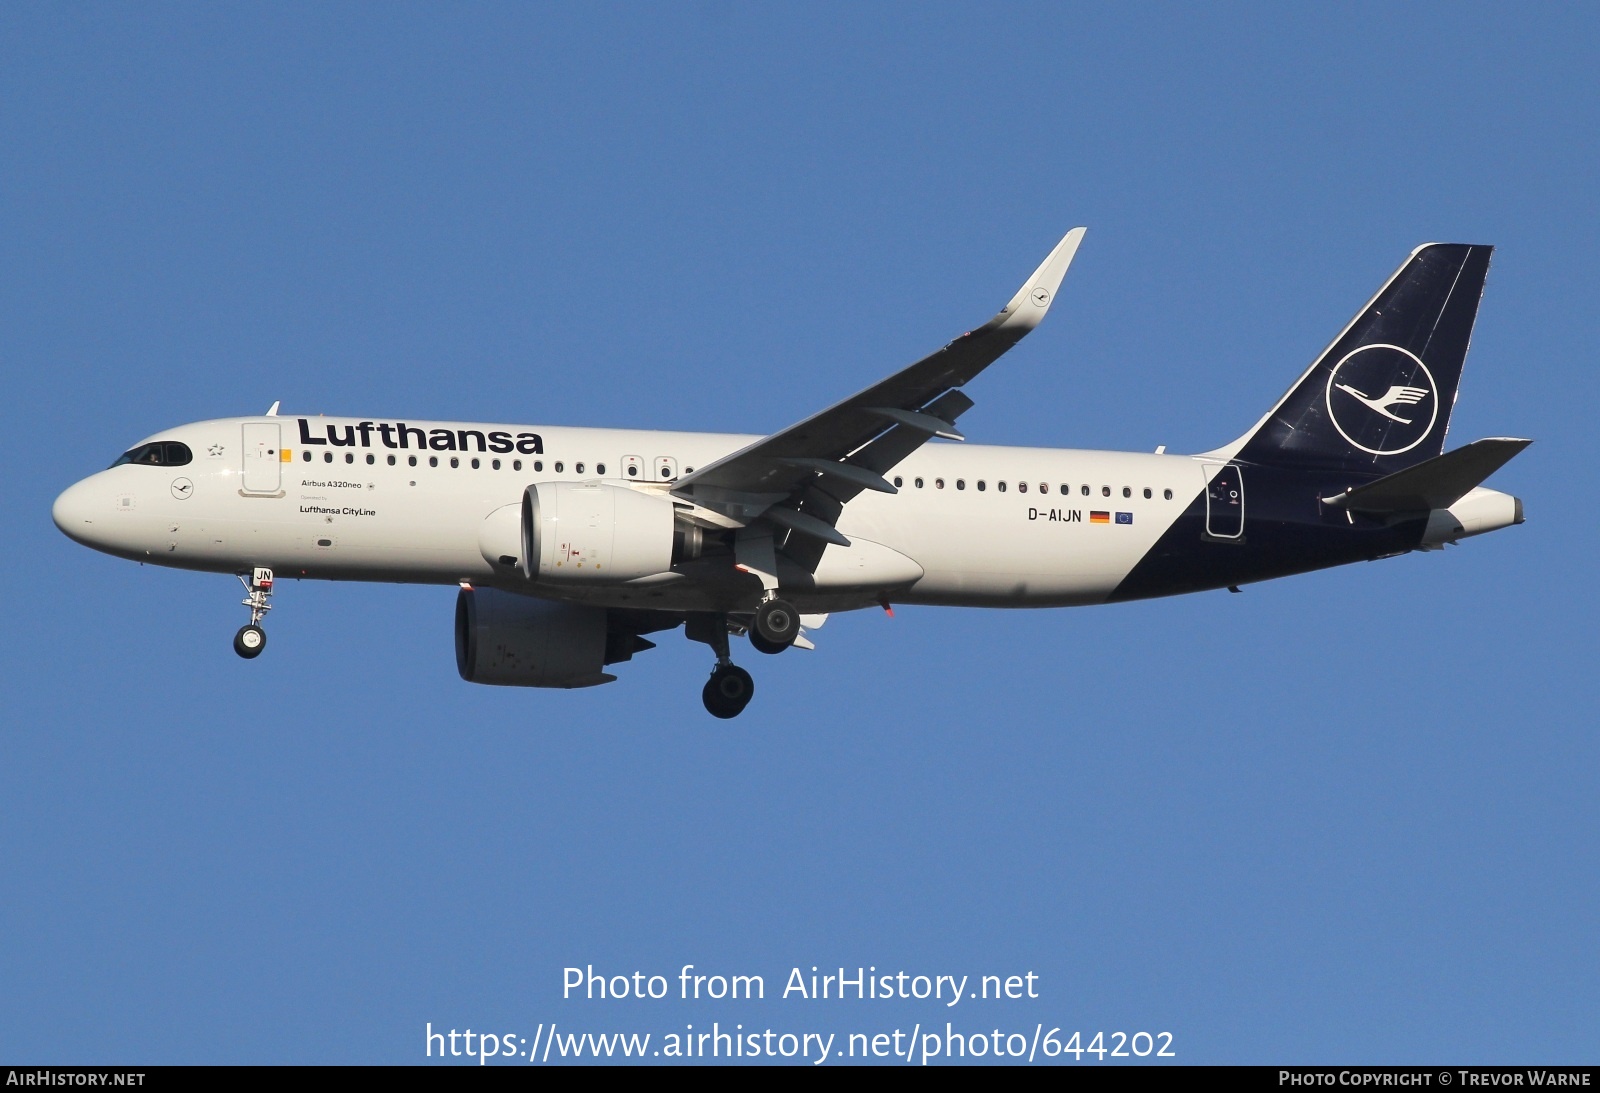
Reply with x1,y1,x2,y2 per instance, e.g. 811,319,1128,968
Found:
1333,382,1429,424
1324,343,1438,457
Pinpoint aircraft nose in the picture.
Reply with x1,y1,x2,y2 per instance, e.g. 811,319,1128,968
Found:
52,478,102,545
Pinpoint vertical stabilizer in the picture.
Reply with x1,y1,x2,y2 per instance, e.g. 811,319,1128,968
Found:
1227,243,1493,474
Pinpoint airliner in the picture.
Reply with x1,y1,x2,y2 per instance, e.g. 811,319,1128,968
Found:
53,229,1528,717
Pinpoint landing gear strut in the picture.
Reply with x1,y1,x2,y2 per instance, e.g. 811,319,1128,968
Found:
234,567,273,660
687,613,755,719
750,597,799,655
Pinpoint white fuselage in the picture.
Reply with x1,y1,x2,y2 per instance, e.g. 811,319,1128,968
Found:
53,415,1212,613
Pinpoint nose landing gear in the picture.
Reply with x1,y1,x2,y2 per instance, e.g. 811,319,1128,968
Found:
234,567,274,660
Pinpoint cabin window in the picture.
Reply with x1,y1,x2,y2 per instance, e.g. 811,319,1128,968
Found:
628,465,638,477
998,481,1007,492
1143,487,1152,499
596,463,606,475
1164,488,1173,500
513,460,522,471
956,479,965,490
408,455,417,467
364,453,373,465
1081,484,1089,496
302,451,312,462
935,478,945,489
977,480,986,491
387,454,396,466
1019,481,1028,493
324,452,333,463
491,459,500,470
684,467,694,473
343,452,353,464
576,462,585,474
470,458,479,469
450,457,459,469
531,461,541,471
554,462,564,473
894,476,903,488
1101,485,1110,497
1059,484,1069,495
429,456,438,468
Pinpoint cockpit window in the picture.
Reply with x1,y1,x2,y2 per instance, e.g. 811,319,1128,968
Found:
111,441,192,468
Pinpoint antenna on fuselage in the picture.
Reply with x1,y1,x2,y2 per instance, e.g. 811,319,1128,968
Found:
264,401,280,416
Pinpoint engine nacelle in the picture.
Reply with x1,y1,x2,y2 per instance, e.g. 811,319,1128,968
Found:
454,586,614,688
520,482,698,583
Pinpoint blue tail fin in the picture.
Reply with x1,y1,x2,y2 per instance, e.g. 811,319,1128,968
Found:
1231,243,1493,474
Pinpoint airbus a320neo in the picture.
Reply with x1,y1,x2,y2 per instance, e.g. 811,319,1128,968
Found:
54,230,1527,717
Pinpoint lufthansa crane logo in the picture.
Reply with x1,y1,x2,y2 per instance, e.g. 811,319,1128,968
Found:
1324,343,1438,456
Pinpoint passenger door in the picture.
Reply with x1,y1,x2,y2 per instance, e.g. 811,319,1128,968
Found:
241,423,282,494
1203,464,1244,539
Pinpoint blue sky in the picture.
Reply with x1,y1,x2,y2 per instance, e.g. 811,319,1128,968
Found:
3,3,1595,1064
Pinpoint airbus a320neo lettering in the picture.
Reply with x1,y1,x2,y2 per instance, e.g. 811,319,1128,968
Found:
54,230,1528,717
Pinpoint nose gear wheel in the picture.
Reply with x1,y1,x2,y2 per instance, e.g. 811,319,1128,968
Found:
234,625,266,659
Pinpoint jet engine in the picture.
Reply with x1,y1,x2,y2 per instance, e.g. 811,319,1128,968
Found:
455,586,615,688
520,482,701,583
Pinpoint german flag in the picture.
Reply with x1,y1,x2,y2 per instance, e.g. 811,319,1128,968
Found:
1089,511,1110,524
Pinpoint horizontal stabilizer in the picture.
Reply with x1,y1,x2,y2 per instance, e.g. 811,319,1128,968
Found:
1322,438,1531,513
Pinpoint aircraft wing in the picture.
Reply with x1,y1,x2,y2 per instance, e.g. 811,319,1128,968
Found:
672,227,1086,541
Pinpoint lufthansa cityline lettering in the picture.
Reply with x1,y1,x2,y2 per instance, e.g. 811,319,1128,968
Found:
297,418,543,455
299,505,376,517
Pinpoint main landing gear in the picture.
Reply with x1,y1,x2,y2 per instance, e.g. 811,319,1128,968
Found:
703,663,755,720
687,597,804,718
749,597,799,655
233,567,274,660
687,612,756,719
